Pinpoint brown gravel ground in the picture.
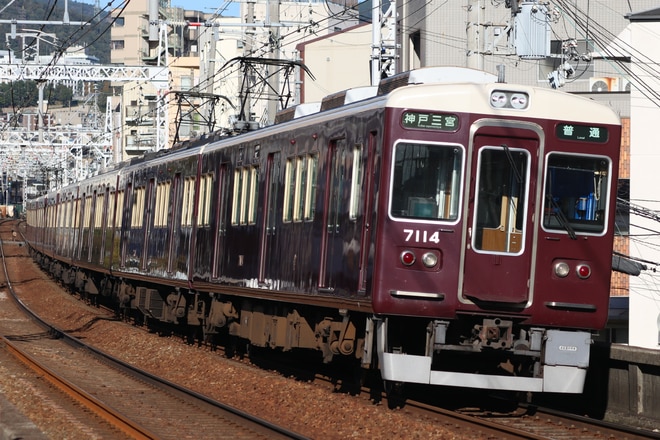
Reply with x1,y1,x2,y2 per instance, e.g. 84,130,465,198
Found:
5,245,472,439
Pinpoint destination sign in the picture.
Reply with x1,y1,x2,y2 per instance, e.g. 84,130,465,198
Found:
402,111,459,131
556,123,608,143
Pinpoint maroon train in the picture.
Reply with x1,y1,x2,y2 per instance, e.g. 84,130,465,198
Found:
25,67,621,394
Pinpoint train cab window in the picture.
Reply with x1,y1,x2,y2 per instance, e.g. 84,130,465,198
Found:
543,153,610,234
473,147,529,254
390,142,463,222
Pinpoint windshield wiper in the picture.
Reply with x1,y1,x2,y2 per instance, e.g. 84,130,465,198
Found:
501,144,523,184
549,196,577,240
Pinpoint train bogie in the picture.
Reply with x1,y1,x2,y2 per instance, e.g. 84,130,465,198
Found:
26,67,621,395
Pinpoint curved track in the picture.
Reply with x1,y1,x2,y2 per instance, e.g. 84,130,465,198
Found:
0,219,307,440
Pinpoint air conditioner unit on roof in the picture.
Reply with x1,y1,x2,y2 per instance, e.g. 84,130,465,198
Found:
589,76,621,92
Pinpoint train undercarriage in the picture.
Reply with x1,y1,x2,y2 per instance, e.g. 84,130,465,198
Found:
33,251,364,365
33,250,593,396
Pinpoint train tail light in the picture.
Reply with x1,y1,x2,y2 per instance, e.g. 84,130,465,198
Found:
576,264,592,279
400,250,416,266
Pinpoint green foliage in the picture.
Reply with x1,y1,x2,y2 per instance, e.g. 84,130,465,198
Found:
0,1,111,110
0,0,110,64
0,81,38,108
47,83,74,106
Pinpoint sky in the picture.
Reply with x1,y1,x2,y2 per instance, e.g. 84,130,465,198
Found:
77,1,240,18
171,1,240,16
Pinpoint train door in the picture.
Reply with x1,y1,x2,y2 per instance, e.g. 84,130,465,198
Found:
358,135,377,294
461,129,539,306
258,152,281,283
77,193,87,260
167,174,182,273
141,179,155,271
87,191,97,262
120,183,132,267
320,139,361,294
212,166,229,278
99,187,110,264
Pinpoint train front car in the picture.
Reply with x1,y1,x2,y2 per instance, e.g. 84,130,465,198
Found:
371,69,621,393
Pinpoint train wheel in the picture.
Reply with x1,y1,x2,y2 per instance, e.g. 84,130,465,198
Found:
384,380,406,409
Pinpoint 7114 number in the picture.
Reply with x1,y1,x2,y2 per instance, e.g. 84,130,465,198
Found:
403,229,440,243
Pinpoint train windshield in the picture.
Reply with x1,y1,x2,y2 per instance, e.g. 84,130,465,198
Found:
543,153,610,235
390,142,463,221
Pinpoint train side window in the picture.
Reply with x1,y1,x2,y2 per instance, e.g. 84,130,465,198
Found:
390,142,463,222
154,182,171,227
543,153,610,234
131,187,146,228
115,190,124,229
197,174,213,227
294,156,306,221
181,177,195,227
155,184,163,227
84,195,93,228
283,159,295,222
74,199,80,229
231,166,258,226
349,145,363,221
248,167,259,224
304,155,318,221
95,193,104,228
240,168,250,224
284,155,317,223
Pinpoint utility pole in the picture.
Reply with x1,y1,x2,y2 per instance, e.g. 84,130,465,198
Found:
466,0,485,70
238,0,256,128
267,0,281,124
371,0,397,85
371,0,381,86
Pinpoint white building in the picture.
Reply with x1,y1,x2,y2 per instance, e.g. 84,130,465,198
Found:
626,7,660,349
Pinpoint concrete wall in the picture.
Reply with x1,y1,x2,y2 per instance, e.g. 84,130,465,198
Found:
604,345,660,427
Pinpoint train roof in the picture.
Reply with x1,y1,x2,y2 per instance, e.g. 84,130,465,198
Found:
385,81,621,126
273,66,619,126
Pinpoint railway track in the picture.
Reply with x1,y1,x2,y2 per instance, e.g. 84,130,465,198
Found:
306,373,660,440
0,220,307,440
4,218,660,439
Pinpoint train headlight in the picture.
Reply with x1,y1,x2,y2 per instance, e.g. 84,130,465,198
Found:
576,264,592,279
554,261,570,278
490,92,507,108
421,252,438,268
490,90,530,110
510,93,528,109
400,250,416,266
